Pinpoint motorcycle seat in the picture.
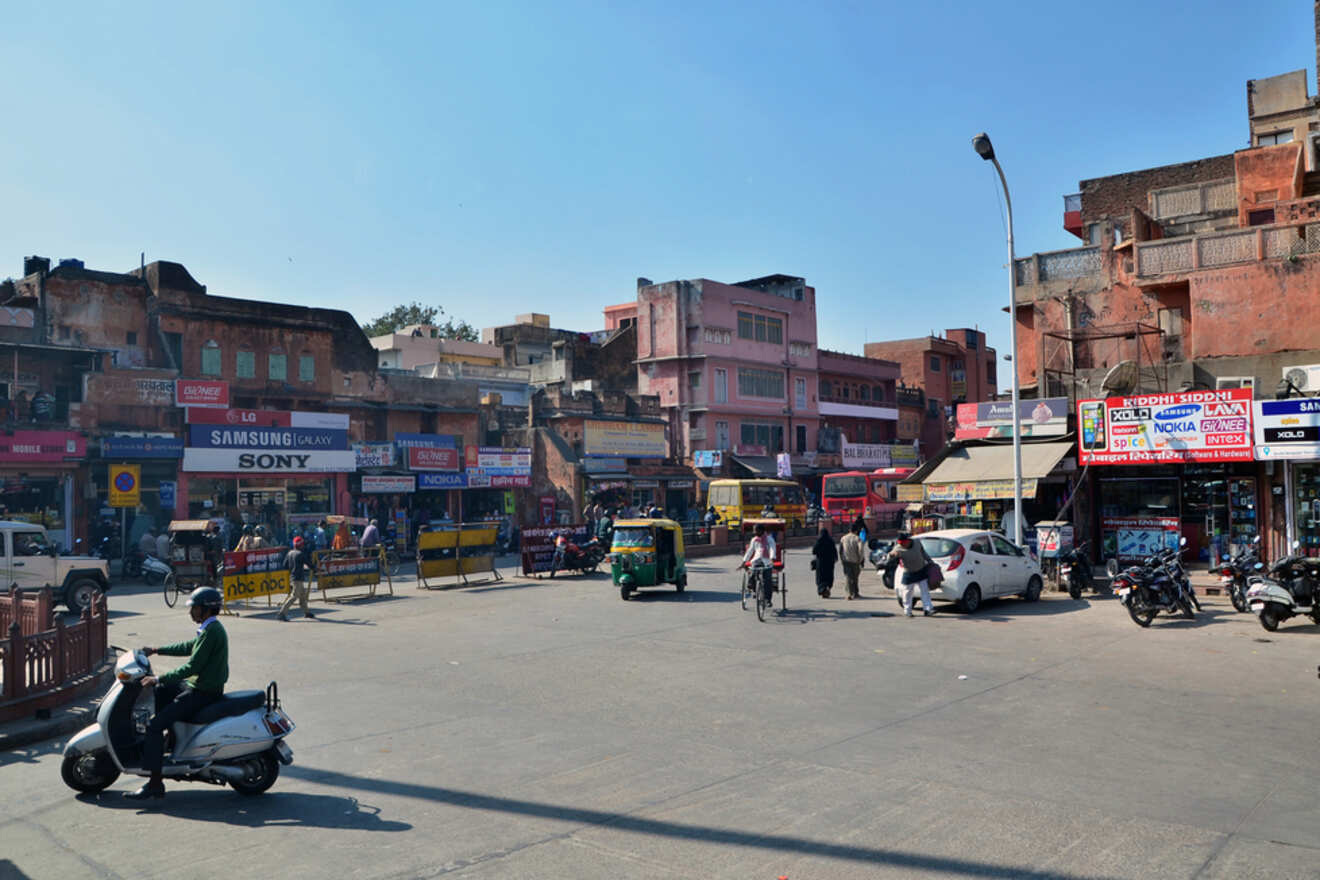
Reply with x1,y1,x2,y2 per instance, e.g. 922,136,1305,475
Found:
188,690,265,724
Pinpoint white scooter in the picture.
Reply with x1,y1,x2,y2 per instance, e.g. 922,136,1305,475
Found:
141,554,173,586
1245,540,1320,632
61,648,295,796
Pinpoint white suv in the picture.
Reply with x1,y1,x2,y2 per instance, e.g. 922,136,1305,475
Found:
1,521,111,612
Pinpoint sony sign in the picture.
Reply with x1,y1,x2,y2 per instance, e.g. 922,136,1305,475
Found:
182,448,357,473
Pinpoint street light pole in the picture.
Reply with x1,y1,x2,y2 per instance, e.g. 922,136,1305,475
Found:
973,132,1024,547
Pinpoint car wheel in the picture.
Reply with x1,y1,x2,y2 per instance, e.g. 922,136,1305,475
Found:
1023,575,1042,602
66,578,102,614
959,584,982,614
882,569,894,590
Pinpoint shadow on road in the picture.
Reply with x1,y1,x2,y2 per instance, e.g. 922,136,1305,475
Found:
284,765,1114,879
626,589,729,604
80,789,411,831
0,738,63,769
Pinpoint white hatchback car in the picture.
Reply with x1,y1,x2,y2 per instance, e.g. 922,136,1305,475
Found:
891,529,1043,613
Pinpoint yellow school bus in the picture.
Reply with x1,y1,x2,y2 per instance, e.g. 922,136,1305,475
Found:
706,479,806,529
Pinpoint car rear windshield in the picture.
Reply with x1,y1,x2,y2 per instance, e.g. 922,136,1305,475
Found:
917,537,961,559
823,476,867,497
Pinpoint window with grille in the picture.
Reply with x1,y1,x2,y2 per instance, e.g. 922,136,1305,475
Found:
201,341,221,376
736,311,783,344
738,368,784,399
299,355,315,382
269,353,287,381
235,350,255,378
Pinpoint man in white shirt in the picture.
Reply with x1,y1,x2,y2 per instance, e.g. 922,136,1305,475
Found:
741,523,778,606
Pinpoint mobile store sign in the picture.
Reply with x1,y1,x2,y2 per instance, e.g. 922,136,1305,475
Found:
187,408,349,430
1077,388,1254,465
407,446,461,471
1254,398,1320,459
176,379,229,408
188,425,349,450
182,448,357,472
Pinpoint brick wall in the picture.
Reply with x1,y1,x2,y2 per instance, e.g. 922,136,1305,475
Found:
1080,155,1237,226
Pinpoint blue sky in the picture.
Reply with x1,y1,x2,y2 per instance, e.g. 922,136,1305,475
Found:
1,1,1314,386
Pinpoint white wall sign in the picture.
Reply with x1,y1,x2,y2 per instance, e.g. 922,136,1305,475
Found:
182,448,357,473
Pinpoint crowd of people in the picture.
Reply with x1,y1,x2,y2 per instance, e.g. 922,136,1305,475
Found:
810,515,936,617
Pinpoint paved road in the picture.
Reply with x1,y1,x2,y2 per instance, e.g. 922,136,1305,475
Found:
2,557,1319,879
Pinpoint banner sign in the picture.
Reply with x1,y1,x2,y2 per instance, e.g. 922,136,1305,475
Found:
693,450,723,468
186,408,349,430
362,475,415,494
222,547,290,602
159,480,177,510
842,442,892,470
465,446,532,470
182,448,357,473
1102,515,1180,563
1077,389,1254,465
520,524,591,575
188,425,348,450
0,430,85,462
353,443,396,468
176,379,229,408
584,420,666,458
924,478,1039,502
102,436,184,458
776,452,792,478
317,553,381,591
582,457,627,473
1254,398,1320,459
408,446,461,471
394,433,459,449
896,483,925,502
108,464,140,508
418,472,468,490
955,398,1068,440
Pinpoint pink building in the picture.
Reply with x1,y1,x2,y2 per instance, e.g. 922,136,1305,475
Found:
613,274,820,471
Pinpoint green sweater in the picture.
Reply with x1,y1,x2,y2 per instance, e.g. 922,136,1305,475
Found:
157,620,229,693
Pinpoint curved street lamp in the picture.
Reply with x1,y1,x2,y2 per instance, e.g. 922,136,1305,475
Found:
972,132,1024,547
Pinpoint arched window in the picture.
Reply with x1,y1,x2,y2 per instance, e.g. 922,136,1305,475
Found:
201,340,221,376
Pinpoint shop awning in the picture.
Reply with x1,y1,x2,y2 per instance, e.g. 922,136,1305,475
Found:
731,455,777,476
919,441,1073,501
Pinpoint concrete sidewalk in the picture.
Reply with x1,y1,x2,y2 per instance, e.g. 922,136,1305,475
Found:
0,670,112,752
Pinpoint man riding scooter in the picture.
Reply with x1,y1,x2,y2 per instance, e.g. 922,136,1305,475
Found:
126,586,228,800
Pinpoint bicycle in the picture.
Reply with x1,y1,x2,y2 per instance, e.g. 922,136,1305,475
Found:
740,563,784,622
161,571,182,607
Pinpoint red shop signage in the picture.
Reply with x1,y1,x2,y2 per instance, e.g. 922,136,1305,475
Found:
0,430,85,462
407,446,460,471
176,380,229,409
187,407,291,427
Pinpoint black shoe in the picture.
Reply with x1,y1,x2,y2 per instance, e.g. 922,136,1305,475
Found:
124,781,165,800
923,608,936,617
305,612,315,619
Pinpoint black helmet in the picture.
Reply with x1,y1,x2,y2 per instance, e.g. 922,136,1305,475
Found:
186,587,223,609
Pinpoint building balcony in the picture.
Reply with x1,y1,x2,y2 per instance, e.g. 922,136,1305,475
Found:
1148,178,1236,221
1014,247,1103,287
1063,193,1082,239
1133,220,1320,279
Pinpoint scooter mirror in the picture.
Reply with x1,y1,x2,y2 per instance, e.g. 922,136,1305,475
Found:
1294,540,1302,551
1253,535,1261,544
1179,537,1187,547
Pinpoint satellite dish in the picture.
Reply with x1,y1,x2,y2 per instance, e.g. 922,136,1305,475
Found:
1101,360,1139,396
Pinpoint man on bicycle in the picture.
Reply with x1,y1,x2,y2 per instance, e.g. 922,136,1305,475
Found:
741,522,777,606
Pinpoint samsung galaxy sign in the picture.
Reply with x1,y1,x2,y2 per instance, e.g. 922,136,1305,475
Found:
187,425,348,450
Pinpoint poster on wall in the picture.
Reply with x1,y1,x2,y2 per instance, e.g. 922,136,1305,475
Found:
584,420,666,458
955,398,1068,440
1077,388,1253,465
1254,398,1320,459
841,442,892,469
1101,516,1181,563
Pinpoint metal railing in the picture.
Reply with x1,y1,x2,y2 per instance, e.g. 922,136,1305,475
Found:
1149,178,1236,220
1,587,108,720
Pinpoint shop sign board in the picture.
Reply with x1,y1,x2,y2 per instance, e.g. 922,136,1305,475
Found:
175,379,229,408
135,378,176,406
182,448,357,473
394,432,460,450
584,420,666,458
1102,515,1181,563
924,478,1039,502
159,480,177,510
188,425,349,450
465,446,531,470
582,457,627,473
1253,398,1320,459
222,547,290,602
1077,389,1254,465
361,475,416,494
842,442,892,470
0,430,85,462
896,483,925,502
108,464,140,508
693,450,723,468
418,472,468,490
955,398,1068,441
667,480,695,489
733,443,766,457
485,473,530,488
353,443,396,468
890,444,919,467
407,446,461,471
186,408,349,430
102,436,184,458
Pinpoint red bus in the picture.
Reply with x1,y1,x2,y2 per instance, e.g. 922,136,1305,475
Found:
820,468,915,530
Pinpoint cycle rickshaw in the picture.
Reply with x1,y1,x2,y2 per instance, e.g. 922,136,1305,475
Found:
739,518,786,621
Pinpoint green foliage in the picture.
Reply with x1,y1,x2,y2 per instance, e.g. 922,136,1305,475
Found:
360,302,476,341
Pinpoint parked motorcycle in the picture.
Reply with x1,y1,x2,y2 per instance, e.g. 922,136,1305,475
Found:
550,536,606,576
61,648,295,796
870,539,896,587
1061,540,1095,599
1112,539,1198,627
122,548,145,579
1219,536,1262,613
1245,542,1320,632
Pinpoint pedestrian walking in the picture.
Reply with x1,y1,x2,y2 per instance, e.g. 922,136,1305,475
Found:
887,532,935,617
278,537,315,621
155,529,171,562
812,526,837,598
839,521,866,600
852,513,868,546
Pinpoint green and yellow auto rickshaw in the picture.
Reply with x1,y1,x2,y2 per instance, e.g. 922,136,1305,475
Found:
609,518,688,600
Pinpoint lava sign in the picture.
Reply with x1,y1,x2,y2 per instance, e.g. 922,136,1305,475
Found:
1077,388,1254,465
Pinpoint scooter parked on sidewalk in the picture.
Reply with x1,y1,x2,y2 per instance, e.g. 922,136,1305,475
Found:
1061,540,1095,599
60,648,295,796
1219,536,1262,613
1113,539,1197,627
1245,541,1320,632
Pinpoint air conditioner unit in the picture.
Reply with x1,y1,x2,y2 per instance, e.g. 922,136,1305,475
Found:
1215,376,1255,391
1281,364,1320,393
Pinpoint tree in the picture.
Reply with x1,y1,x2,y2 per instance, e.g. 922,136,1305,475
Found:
360,302,477,341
